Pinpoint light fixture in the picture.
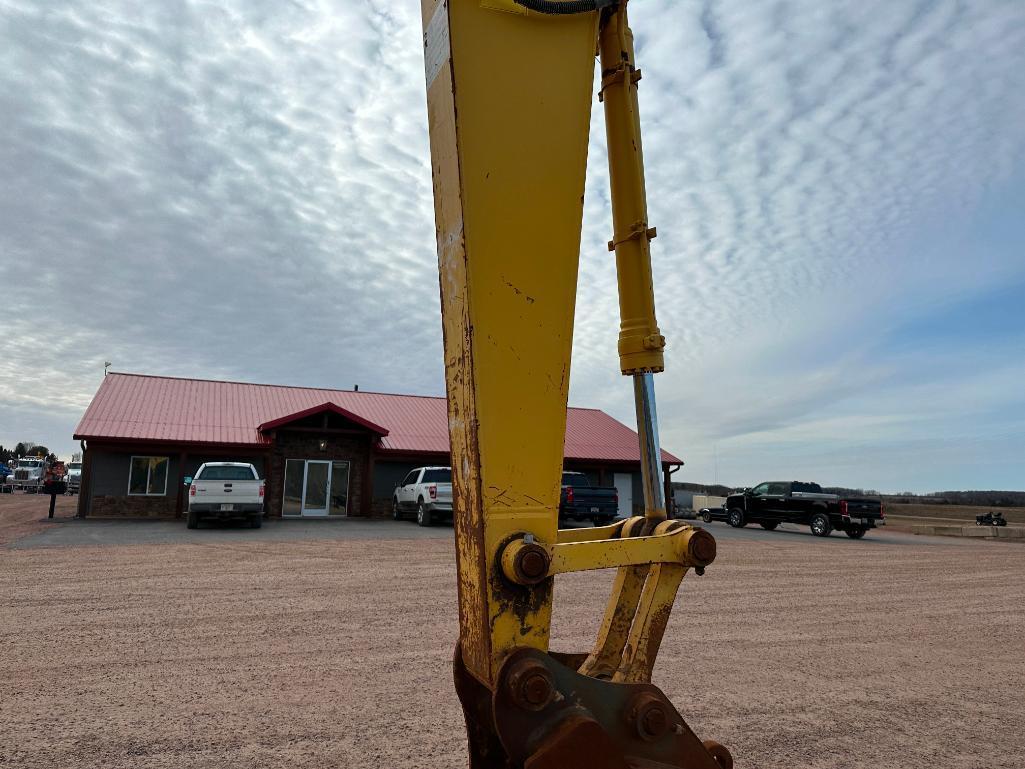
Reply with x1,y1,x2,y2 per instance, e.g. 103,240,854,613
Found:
318,439,327,451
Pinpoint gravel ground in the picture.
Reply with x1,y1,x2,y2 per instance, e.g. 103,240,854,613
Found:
0,491,71,545
2,516,1023,768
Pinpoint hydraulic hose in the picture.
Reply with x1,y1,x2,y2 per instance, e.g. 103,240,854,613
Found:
513,0,617,14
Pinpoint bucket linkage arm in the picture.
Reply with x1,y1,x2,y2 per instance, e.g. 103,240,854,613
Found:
455,517,731,769
422,1,731,766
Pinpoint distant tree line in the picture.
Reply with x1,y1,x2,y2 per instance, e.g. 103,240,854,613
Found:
671,482,737,497
883,490,1025,507
821,487,881,498
812,487,1024,507
0,443,51,464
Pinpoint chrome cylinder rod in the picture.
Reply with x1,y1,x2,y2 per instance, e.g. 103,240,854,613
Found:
632,372,666,520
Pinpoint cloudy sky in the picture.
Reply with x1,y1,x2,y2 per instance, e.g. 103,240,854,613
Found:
2,0,1024,492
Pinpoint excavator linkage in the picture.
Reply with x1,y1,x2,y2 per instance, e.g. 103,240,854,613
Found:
453,516,731,769
421,1,732,766
455,643,732,769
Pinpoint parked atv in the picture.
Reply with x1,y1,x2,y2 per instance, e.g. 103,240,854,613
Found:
975,511,1007,527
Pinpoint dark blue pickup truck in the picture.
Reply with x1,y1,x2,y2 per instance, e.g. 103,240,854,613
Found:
559,471,619,525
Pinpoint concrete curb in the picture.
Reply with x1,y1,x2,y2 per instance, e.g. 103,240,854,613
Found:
911,524,1025,540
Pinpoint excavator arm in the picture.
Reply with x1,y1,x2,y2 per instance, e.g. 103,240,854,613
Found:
421,1,731,766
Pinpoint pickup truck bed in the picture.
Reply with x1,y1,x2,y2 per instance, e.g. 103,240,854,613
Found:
560,472,619,524
188,462,265,529
393,466,453,527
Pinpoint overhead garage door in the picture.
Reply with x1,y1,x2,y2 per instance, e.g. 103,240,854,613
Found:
614,472,633,518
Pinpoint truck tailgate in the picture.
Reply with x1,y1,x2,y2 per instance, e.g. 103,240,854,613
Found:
435,483,452,505
191,480,263,505
565,487,619,514
843,498,883,522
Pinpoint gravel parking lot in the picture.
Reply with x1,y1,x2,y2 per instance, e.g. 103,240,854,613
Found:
2,497,1023,769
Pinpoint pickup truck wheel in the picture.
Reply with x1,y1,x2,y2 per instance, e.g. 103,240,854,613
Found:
845,526,866,539
186,510,199,530
392,498,403,521
760,521,779,531
810,513,832,537
727,508,745,528
701,511,713,523
416,499,433,527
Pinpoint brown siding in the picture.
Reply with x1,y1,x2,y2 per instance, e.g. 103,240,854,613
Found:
77,446,93,517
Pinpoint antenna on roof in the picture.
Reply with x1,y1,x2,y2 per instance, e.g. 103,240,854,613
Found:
354,384,359,392
104,361,112,377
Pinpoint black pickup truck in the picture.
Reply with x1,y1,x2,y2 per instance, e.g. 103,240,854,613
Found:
559,472,619,525
724,481,884,538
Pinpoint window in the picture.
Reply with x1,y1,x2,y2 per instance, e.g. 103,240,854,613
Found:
128,456,169,496
330,461,350,516
561,473,591,488
767,483,787,496
421,468,451,484
792,482,823,493
751,483,770,496
196,465,257,481
282,459,305,516
401,470,420,486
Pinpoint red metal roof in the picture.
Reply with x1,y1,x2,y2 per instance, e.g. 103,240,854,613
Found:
74,373,683,464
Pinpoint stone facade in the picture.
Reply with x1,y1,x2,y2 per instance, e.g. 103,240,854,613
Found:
89,493,177,518
265,431,371,518
369,496,394,518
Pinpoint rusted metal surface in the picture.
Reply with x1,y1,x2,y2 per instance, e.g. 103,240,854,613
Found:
687,528,716,564
579,564,649,679
491,647,732,769
611,563,687,683
431,1,731,764
524,716,631,769
456,641,733,768
453,642,507,769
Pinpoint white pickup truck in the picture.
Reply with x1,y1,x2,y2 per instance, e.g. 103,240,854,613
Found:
187,462,265,529
392,466,452,526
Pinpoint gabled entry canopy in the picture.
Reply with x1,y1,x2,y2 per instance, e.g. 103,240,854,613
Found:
258,402,390,437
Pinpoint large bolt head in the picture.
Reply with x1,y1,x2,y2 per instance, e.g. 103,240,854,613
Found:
641,704,668,738
522,672,553,707
688,528,717,565
513,543,550,584
507,659,555,711
628,692,671,741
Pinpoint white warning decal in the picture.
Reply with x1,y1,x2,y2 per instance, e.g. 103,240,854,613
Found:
424,1,451,89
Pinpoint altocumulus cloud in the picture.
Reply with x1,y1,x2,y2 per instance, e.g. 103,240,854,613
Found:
1,0,1024,491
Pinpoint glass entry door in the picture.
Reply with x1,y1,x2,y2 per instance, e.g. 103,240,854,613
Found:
282,459,351,517
301,461,331,516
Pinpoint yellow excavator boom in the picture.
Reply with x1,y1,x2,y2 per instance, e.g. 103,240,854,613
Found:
421,1,731,766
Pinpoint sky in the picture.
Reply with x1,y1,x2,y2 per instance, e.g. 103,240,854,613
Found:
1,0,1024,493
